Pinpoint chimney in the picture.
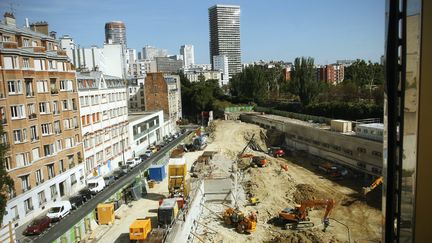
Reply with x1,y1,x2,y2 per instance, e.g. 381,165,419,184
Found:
49,31,57,39
30,21,49,36
4,12,16,26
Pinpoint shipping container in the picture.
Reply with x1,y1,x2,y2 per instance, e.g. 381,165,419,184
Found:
158,198,179,226
129,218,152,241
330,119,352,133
97,203,114,225
149,164,166,182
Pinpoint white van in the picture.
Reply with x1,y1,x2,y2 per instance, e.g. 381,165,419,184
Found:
126,157,141,168
87,176,106,194
46,201,72,221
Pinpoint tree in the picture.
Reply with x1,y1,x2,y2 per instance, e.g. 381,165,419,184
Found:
0,124,14,224
290,57,320,106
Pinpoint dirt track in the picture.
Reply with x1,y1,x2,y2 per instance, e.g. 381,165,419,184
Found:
196,120,382,243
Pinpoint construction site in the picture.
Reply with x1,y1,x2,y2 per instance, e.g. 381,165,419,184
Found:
89,118,382,243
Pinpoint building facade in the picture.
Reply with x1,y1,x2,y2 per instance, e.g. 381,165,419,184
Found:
142,45,167,61
127,77,146,112
144,73,182,123
212,54,229,86
317,64,345,85
76,71,131,177
0,13,85,227
155,57,183,73
180,44,194,68
209,4,241,77
104,21,127,46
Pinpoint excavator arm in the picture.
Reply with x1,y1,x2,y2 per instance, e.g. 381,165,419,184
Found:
362,176,384,195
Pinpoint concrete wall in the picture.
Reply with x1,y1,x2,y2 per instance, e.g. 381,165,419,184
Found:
241,114,383,176
203,178,232,202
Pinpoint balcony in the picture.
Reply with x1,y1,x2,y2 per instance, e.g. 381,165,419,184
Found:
0,41,18,49
28,113,37,119
33,46,46,53
50,88,59,94
57,50,67,56
31,136,39,142
26,91,35,97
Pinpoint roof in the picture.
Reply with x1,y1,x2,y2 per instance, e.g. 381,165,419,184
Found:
0,21,55,40
128,111,159,123
357,123,384,130
209,4,240,9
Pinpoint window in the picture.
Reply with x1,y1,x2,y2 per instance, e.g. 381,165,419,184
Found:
44,144,54,156
65,137,74,148
0,107,6,124
21,175,30,192
39,102,50,114
16,153,30,167
16,129,27,143
50,184,57,198
53,101,59,114
48,60,57,70
54,121,61,134
23,58,30,68
30,125,38,141
36,80,48,93
32,147,40,161
23,38,30,47
35,169,44,184
60,80,72,91
47,164,55,179
4,157,11,171
27,103,36,119
24,198,33,213
7,80,22,94
71,174,77,185
3,56,19,69
56,139,63,151
34,59,45,71
357,147,367,153
58,160,64,173
372,151,382,157
41,123,51,135
62,100,69,110
38,191,46,205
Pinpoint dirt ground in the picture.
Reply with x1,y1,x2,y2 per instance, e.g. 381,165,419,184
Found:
195,120,382,243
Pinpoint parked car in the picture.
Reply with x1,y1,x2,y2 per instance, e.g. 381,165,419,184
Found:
144,150,153,158
46,201,72,221
87,176,106,194
113,169,126,179
120,164,131,174
78,188,93,202
22,216,51,235
69,195,85,210
103,174,115,186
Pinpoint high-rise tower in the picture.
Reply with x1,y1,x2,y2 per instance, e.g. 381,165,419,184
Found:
180,44,195,68
105,21,127,46
208,4,241,77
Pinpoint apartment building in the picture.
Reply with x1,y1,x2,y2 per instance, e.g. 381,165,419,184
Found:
76,71,131,177
317,64,345,85
128,77,145,112
0,13,85,227
144,73,182,123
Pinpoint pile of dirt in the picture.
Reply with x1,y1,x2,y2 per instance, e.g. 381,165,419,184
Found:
293,184,329,203
266,230,342,243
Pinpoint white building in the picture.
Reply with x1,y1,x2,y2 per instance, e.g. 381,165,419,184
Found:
164,74,183,122
77,71,131,177
142,45,168,60
128,77,146,112
213,55,229,86
60,35,127,78
180,44,194,68
183,68,222,83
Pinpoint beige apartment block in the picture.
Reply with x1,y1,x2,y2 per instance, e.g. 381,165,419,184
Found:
0,12,85,228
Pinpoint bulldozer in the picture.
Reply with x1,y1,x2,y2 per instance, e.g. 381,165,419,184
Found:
223,208,257,234
278,199,335,231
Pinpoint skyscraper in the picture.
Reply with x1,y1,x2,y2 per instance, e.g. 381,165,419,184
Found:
180,44,195,68
209,4,241,77
105,21,127,46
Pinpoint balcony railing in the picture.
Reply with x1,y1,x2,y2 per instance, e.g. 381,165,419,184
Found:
50,88,59,94
0,41,18,49
26,91,34,97
22,186,31,192
28,113,37,119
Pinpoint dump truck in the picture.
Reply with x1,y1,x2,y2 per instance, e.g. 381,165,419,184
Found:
129,218,152,241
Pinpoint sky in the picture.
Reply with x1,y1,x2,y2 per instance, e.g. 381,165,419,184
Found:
1,0,385,64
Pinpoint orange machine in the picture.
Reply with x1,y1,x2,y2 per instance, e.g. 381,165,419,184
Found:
362,176,384,195
129,218,152,241
278,199,335,231
223,208,257,233
97,203,115,225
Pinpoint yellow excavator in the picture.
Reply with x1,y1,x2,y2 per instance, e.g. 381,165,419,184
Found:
223,208,257,234
362,176,384,195
278,199,335,231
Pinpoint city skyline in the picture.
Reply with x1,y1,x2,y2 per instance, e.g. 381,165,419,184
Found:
3,0,384,64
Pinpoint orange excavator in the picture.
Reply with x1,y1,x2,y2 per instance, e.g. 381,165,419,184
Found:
278,199,335,231
362,176,384,195
241,154,268,167
223,208,257,233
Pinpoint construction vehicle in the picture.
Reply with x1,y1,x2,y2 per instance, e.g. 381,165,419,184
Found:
223,208,257,234
129,218,152,241
249,197,260,206
268,146,285,157
318,163,348,179
278,199,335,231
362,176,384,195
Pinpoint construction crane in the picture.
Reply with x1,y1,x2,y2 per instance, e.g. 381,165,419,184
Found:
362,176,384,195
278,199,335,231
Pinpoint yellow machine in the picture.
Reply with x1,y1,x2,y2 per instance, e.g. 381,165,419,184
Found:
129,218,152,241
97,203,114,225
278,199,335,231
223,208,257,233
362,176,384,195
